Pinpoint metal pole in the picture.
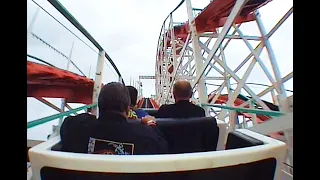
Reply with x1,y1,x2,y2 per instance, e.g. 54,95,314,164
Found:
119,76,123,83
255,10,293,172
58,41,74,126
170,13,177,103
88,65,92,79
191,0,248,88
66,41,74,71
92,50,105,116
27,7,40,41
255,11,289,110
186,0,208,111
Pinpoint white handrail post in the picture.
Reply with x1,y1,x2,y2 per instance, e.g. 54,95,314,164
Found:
92,50,105,116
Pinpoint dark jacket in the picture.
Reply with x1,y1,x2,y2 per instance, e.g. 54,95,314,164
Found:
155,100,205,118
60,112,168,155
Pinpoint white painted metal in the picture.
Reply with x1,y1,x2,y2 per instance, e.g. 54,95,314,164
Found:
92,50,105,116
155,0,293,176
29,129,286,180
191,0,249,88
27,7,40,38
139,76,155,79
59,41,75,126
256,10,292,169
249,113,293,135
186,0,208,109
27,139,44,148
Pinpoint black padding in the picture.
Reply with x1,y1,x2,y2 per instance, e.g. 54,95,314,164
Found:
51,142,62,151
40,158,277,180
60,113,97,153
226,131,264,150
60,112,168,155
154,117,219,153
142,108,158,117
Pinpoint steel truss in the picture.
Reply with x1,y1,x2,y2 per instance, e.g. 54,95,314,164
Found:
155,0,293,176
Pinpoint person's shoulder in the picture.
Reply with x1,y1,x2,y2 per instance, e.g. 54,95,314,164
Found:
159,104,171,108
159,104,174,110
156,104,174,117
64,113,96,121
61,113,96,132
194,104,205,110
189,102,203,109
189,103,205,114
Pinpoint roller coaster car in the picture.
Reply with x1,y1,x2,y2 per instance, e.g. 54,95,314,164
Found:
28,117,286,180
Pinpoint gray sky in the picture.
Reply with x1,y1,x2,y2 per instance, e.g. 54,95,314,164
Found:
27,0,293,140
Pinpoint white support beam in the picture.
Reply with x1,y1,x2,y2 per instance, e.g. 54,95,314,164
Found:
170,13,177,71
192,0,248,88
255,10,290,113
213,56,270,110
249,101,257,125
200,33,261,41
92,50,105,116
233,42,264,73
186,0,208,107
248,113,293,135
204,25,241,75
165,34,191,103
209,82,226,105
218,58,257,120
266,7,293,38
237,72,293,108
233,24,280,93
27,7,40,38
218,29,231,96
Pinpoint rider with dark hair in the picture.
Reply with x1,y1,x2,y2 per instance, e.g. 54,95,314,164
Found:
126,86,149,119
61,82,168,155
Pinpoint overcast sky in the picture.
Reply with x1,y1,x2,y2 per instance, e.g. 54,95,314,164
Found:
27,0,293,141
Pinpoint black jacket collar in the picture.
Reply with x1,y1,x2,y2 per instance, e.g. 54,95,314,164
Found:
175,100,191,104
98,111,128,124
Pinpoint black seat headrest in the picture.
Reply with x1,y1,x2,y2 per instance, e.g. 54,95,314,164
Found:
155,117,216,125
226,131,264,150
153,117,219,154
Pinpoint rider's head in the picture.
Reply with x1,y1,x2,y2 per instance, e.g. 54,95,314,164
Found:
98,82,131,118
126,86,138,107
173,80,193,102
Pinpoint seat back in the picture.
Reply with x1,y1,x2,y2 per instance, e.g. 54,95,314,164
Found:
127,117,227,152
226,131,264,150
29,129,286,180
155,117,219,153
59,113,97,153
